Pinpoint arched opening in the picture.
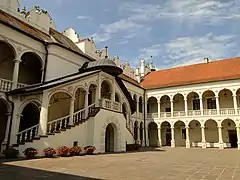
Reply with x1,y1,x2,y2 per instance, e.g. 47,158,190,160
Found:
134,121,138,143
202,90,216,110
173,93,184,112
18,102,40,142
174,121,186,147
0,41,15,82
218,89,233,109
74,88,86,112
148,122,158,147
115,93,120,102
139,96,143,113
187,92,200,113
221,119,237,148
189,120,201,147
88,84,97,105
101,80,111,100
140,122,143,145
0,99,8,150
147,97,157,113
160,95,171,115
122,103,128,120
161,121,171,146
204,119,218,147
19,52,42,85
105,123,115,152
133,94,137,113
48,92,71,132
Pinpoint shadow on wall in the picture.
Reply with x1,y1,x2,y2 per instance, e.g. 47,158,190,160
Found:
0,163,104,180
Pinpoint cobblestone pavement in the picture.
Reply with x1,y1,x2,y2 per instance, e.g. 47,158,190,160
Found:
1,147,240,180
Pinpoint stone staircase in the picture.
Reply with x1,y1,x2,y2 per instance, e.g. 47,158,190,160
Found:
12,104,100,148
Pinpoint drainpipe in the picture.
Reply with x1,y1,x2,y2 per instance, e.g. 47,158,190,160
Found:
143,89,146,147
6,95,14,149
42,41,49,83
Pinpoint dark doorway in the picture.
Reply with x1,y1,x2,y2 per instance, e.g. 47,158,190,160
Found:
228,130,237,148
166,132,171,146
148,122,158,147
105,124,114,152
0,99,8,151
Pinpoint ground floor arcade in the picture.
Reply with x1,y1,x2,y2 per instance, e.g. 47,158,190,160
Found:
145,119,240,149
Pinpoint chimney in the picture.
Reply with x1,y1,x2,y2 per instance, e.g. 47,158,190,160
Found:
135,68,140,83
204,57,209,63
140,59,145,77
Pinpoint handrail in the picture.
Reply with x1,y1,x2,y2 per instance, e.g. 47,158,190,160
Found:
17,124,39,135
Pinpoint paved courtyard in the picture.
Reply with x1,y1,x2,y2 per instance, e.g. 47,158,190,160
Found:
1,147,240,180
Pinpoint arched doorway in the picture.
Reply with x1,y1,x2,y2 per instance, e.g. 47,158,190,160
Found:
205,119,218,148
174,121,186,147
221,119,237,148
105,123,115,152
134,121,138,143
148,122,158,147
101,80,112,100
189,120,201,147
18,102,40,142
161,121,171,146
0,41,15,82
139,96,143,113
19,52,43,85
0,99,8,150
88,84,97,105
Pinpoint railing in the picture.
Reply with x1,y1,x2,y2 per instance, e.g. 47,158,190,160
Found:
147,108,239,119
100,98,121,112
0,78,12,92
17,124,39,143
47,115,70,133
17,82,27,89
73,108,85,124
112,102,121,111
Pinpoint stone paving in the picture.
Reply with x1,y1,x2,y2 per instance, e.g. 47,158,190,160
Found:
1,147,240,180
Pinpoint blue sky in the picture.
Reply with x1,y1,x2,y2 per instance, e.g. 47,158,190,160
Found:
20,0,240,69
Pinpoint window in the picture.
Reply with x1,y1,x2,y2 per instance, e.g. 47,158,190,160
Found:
192,99,200,110
207,98,216,109
165,107,171,112
182,129,186,139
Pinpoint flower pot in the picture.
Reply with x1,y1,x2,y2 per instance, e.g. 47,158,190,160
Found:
86,150,94,155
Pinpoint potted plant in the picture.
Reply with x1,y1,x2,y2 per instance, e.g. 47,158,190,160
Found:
57,146,69,157
2,147,19,159
23,147,38,159
43,147,56,158
84,145,96,155
69,146,82,156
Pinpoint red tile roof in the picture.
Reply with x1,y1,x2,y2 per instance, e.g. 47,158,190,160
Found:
141,57,240,89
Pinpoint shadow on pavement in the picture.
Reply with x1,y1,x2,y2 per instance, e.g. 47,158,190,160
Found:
0,163,104,180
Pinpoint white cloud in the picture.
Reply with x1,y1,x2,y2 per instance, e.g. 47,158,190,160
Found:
139,33,240,68
76,15,92,20
120,0,240,25
116,40,129,45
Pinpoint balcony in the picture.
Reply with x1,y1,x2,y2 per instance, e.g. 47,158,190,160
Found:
147,108,239,119
0,78,27,92
99,98,121,112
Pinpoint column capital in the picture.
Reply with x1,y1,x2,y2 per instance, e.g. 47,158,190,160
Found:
232,94,237,97
200,126,205,129
185,126,189,129
215,96,219,98
71,97,76,101
13,58,21,63
157,100,161,104
184,98,188,101
217,126,222,129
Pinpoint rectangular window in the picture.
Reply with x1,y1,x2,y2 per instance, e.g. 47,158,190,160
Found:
207,98,216,109
192,99,200,110
182,129,186,139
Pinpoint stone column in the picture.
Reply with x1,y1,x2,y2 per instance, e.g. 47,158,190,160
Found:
218,126,224,149
170,99,174,117
171,127,175,147
137,125,141,144
236,126,240,150
185,126,191,148
85,92,89,119
145,125,149,146
200,97,204,115
38,93,49,136
68,97,75,126
136,99,139,117
184,98,188,116
158,127,162,147
215,96,220,115
2,113,11,144
201,126,206,148
12,58,21,89
157,100,161,118
233,95,238,114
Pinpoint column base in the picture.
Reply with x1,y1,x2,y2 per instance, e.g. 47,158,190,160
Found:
171,141,175,148
201,142,207,148
186,141,191,148
238,142,240,150
158,140,162,147
219,142,224,149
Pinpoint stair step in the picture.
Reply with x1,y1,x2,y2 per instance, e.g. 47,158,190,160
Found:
47,133,55,135
39,135,48,138
54,131,61,133
33,137,41,140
